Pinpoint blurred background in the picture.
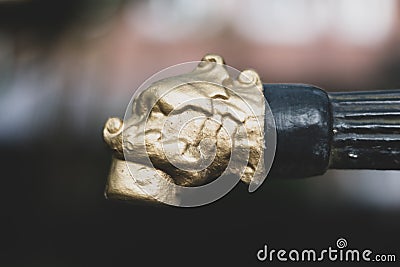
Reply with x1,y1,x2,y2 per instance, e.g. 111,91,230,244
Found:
1,0,400,265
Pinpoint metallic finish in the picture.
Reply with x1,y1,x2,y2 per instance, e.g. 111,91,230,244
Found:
103,55,266,204
103,55,400,206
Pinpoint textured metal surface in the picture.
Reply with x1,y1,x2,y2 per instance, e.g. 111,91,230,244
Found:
102,54,400,205
103,54,266,204
329,90,400,169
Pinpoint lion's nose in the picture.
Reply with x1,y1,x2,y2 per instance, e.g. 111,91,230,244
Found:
103,117,124,154
105,117,123,134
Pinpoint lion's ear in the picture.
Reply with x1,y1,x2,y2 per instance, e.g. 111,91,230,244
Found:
202,54,225,64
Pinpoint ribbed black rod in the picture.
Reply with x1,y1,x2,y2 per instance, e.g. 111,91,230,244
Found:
329,90,400,169
264,84,400,178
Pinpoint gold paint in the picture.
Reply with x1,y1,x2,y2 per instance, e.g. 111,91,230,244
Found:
103,54,265,204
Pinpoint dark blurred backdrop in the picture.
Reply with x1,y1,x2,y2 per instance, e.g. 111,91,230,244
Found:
1,0,400,266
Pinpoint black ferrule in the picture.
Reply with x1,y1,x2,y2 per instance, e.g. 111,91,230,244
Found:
264,84,332,178
264,84,400,179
